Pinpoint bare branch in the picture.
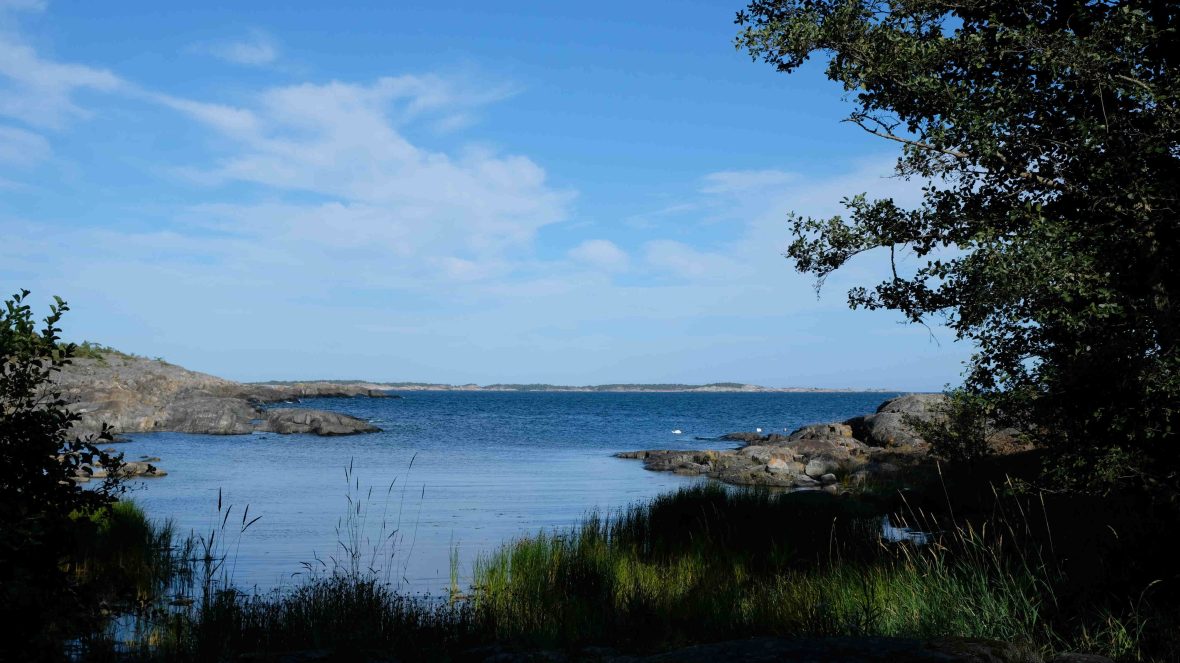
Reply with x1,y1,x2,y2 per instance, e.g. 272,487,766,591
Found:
850,116,969,160
848,116,1067,191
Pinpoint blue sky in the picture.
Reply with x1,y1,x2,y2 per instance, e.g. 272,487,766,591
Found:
0,0,970,389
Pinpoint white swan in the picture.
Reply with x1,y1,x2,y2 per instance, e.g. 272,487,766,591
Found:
672,429,682,435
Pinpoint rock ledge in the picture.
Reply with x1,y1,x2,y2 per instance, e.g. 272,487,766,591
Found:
52,353,383,438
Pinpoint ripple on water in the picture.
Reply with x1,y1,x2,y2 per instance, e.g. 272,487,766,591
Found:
116,391,900,593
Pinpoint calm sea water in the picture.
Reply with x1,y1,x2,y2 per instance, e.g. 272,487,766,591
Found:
115,391,899,594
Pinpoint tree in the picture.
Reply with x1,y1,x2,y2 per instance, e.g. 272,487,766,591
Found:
736,1,1179,488
1,291,122,656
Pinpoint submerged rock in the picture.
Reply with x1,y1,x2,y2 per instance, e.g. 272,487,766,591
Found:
74,459,167,480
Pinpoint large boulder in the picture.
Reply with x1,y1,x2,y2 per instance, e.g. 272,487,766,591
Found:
785,423,856,443
766,457,805,475
737,445,798,464
263,408,380,436
784,436,867,458
716,466,798,487
845,393,947,448
877,393,948,416
779,422,868,458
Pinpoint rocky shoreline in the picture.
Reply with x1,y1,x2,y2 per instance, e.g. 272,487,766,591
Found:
53,353,384,439
55,356,957,491
617,394,951,490
52,353,389,482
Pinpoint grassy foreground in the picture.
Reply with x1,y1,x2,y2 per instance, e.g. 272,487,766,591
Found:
468,484,1156,657
79,482,1175,662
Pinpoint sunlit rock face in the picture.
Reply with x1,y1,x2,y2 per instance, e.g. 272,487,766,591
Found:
52,353,381,437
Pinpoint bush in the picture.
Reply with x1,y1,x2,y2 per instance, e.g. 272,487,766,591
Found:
0,290,124,658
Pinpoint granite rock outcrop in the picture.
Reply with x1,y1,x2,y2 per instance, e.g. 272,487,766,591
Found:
51,354,382,438
617,393,947,489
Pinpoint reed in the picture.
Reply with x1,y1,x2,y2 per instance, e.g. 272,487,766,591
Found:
69,500,188,609
467,483,1154,659
88,482,1168,661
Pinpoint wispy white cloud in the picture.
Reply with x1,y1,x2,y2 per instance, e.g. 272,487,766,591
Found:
0,16,568,298
569,239,629,272
152,75,570,287
198,29,280,66
0,125,49,164
700,169,796,195
149,94,260,137
0,33,123,128
0,18,124,182
643,239,745,281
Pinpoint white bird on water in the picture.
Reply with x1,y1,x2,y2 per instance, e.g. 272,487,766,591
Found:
672,429,683,435
755,427,763,433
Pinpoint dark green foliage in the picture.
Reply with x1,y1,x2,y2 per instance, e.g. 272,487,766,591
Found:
1,290,123,657
160,576,477,663
73,341,121,362
472,483,1173,659
736,1,1180,489
911,389,996,462
72,341,164,365
69,501,186,609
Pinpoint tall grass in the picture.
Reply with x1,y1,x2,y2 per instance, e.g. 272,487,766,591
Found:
468,484,1153,659
309,456,420,586
144,574,476,662
65,500,196,661
105,460,448,661
69,501,191,609
80,482,1169,661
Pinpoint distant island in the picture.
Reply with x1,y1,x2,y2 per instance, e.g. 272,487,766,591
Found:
253,379,898,393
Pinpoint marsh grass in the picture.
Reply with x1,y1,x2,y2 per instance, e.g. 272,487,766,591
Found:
101,459,455,661
69,502,181,605
467,483,1158,659
82,480,1171,662
145,574,477,662
64,501,195,660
